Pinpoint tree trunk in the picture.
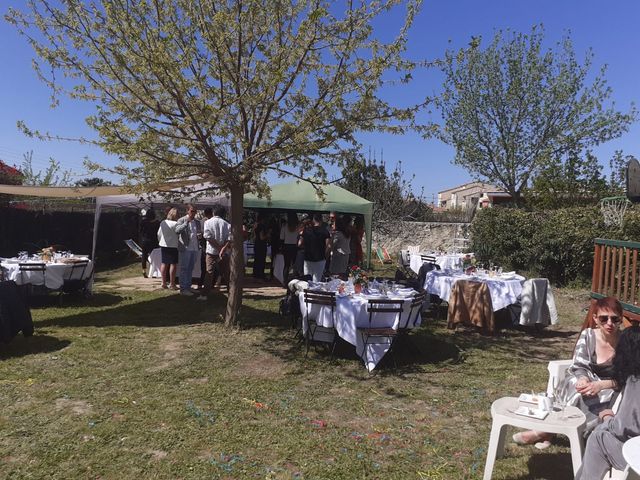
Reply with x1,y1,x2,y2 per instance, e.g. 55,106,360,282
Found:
224,184,245,328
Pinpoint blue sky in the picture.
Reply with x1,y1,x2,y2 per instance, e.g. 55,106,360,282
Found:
0,0,638,203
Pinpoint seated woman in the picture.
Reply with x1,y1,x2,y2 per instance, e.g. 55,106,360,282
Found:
513,296,622,449
575,324,640,480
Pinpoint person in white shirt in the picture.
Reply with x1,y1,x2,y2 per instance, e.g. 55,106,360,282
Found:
175,204,202,296
199,205,231,298
157,207,180,290
280,212,300,283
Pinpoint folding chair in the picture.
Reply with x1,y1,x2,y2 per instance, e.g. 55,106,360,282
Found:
395,291,427,354
59,260,91,303
358,299,404,370
420,254,437,264
395,251,417,285
376,247,392,264
303,289,338,359
19,263,47,304
124,239,143,258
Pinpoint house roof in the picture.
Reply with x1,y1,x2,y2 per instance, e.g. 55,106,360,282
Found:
438,181,499,196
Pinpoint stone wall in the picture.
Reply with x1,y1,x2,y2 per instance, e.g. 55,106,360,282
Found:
372,221,471,254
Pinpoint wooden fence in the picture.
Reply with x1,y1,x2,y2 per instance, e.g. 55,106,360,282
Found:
590,238,640,322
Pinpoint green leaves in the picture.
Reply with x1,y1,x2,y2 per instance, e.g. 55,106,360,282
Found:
8,0,423,191
436,26,636,204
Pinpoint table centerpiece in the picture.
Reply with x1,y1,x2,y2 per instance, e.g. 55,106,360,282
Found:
349,265,368,294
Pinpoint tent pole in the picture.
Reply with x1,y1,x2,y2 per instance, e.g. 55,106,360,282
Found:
365,207,373,269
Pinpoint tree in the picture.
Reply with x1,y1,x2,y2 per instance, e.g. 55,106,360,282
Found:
75,177,113,187
339,153,430,234
525,149,608,209
607,150,636,196
8,0,422,327
20,151,72,186
434,26,635,205
525,149,637,209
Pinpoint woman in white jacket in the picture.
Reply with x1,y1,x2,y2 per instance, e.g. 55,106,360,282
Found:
157,208,180,289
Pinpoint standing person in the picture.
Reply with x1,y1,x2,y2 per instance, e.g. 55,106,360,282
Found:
575,325,640,480
294,214,311,277
329,215,351,278
351,215,365,266
280,212,299,283
139,208,159,278
514,296,622,448
196,207,213,290
200,205,231,298
253,213,268,280
267,216,281,281
157,207,180,290
175,204,202,296
299,213,330,282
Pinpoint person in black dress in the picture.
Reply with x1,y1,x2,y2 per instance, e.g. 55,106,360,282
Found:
139,209,160,277
253,213,268,280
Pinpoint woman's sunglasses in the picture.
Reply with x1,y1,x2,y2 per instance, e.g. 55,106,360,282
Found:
597,315,622,324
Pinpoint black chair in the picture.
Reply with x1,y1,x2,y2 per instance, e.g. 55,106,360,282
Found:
59,260,91,303
420,254,437,264
303,289,338,359
19,263,47,303
358,299,404,370
396,250,417,282
395,291,427,354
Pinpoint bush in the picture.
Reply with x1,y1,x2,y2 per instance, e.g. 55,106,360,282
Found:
470,206,633,286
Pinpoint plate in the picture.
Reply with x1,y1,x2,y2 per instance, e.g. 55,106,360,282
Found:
513,406,548,420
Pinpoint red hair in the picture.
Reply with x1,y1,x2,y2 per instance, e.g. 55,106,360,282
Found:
582,296,623,329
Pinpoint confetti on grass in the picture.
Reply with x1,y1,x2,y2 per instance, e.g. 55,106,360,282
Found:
185,401,216,425
242,397,268,410
210,453,244,473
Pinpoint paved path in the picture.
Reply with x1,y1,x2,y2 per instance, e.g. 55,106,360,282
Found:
98,275,285,297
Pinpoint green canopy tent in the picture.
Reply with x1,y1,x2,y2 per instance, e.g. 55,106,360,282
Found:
244,181,374,268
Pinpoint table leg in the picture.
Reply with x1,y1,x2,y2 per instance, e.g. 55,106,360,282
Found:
483,420,507,480
567,428,585,477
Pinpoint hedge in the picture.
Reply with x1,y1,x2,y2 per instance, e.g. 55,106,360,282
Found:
470,206,640,286
0,207,139,262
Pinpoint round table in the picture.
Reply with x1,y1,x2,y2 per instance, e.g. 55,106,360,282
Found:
483,396,586,480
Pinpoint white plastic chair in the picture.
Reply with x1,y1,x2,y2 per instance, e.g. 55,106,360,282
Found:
547,360,635,480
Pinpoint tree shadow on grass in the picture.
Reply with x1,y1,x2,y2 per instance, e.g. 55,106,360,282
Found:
27,292,125,310
35,294,229,329
0,334,71,359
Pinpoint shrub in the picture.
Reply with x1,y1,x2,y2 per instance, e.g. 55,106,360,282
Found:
470,206,632,286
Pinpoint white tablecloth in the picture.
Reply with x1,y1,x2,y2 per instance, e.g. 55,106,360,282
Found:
147,248,202,279
273,254,284,285
409,252,467,274
424,270,524,312
1,258,93,290
298,288,420,371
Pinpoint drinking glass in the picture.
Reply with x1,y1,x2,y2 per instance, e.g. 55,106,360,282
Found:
553,378,570,420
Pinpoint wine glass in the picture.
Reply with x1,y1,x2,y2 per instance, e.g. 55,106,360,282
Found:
553,378,570,420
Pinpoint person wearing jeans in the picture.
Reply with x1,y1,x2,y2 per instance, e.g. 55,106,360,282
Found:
175,205,202,296
300,213,330,282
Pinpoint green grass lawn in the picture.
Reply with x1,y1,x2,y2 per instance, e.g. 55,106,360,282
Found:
0,262,591,479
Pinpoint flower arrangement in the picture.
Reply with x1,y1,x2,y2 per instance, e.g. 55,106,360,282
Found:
40,247,55,262
462,254,476,275
349,265,369,287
